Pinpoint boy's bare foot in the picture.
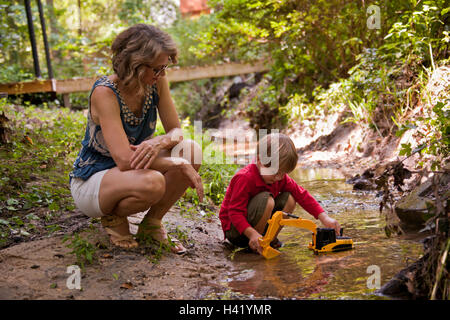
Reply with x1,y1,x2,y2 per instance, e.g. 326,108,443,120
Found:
137,218,187,254
101,215,138,249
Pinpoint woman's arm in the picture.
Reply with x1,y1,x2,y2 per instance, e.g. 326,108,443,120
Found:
129,76,183,169
90,86,134,171
157,75,181,134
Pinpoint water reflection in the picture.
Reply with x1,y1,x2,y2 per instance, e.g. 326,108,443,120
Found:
222,167,423,299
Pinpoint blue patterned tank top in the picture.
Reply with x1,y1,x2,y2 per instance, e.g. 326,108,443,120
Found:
70,76,158,181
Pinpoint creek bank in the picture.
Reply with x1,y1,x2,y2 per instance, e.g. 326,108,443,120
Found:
0,207,239,300
395,167,450,231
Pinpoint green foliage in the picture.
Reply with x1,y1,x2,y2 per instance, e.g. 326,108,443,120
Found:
242,77,288,130
189,0,449,132
170,77,227,121
381,1,448,68
0,0,178,81
62,232,97,269
283,0,448,136
397,100,450,170
168,14,219,67
194,0,410,97
0,104,85,203
200,163,239,205
0,102,85,244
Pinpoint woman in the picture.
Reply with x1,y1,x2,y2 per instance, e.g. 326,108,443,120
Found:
70,24,203,253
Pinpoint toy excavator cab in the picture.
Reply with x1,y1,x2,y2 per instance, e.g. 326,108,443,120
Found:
258,211,354,259
309,228,354,255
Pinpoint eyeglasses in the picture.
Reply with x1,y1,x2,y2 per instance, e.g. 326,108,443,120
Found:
148,63,169,76
143,57,172,77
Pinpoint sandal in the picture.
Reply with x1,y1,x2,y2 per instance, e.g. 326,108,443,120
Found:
137,218,187,254
101,215,138,249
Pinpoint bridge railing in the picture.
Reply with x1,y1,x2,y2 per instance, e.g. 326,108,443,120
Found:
0,60,269,108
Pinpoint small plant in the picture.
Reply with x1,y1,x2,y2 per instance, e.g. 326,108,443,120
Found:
170,225,189,243
62,233,97,269
228,247,247,261
145,242,166,264
136,224,175,264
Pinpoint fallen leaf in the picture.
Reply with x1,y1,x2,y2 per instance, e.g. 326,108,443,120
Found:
24,135,33,145
120,282,133,290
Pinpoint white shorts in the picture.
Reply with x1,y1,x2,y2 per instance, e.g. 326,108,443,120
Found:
70,169,109,218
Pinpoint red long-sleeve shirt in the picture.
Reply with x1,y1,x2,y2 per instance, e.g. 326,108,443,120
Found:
219,164,324,237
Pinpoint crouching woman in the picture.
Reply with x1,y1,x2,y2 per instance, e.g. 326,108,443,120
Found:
69,24,203,254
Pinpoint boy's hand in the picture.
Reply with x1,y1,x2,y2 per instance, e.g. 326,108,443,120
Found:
248,233,263,255
318,212,341,235
244,227,263,255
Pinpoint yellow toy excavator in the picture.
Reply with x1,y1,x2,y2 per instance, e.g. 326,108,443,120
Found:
258,211,354,259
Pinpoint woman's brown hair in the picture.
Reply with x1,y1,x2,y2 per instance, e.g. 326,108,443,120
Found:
111,24,178,97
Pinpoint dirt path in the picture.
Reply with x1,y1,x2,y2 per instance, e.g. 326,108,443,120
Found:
0,207,240,300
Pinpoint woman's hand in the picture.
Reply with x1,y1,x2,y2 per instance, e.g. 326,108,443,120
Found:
318,212,341,235
129,140,161,170
178,159,204,203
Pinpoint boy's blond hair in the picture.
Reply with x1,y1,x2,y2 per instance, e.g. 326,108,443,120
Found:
257,133,298,173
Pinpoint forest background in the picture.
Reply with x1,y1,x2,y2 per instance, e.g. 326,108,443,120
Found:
0,0,448,299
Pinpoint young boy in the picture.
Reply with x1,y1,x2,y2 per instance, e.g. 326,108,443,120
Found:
219,133,341,255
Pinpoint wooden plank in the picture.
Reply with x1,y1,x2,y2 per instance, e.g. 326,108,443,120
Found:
0,60,270,95
55,77,96,94
62,93,71,108
0,79,54,95
166,60,269,82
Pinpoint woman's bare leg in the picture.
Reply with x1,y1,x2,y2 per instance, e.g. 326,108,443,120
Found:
99,168,166,217
138,139,202,251
95,138,202,249
96,168,166,248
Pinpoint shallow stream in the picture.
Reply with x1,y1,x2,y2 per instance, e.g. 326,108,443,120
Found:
220,168,424,299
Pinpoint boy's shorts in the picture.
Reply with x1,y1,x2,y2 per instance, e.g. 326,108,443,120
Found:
225,191,291,248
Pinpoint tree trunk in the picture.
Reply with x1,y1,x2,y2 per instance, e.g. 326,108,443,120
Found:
45,0,61,63
77,0,82,36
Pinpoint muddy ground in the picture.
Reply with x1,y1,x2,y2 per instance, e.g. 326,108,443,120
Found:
0,161,380,300
0,205,241,300
0,108,421,300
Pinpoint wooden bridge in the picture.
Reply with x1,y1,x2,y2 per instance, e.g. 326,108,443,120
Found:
0,60,269,108
2,1,269,107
